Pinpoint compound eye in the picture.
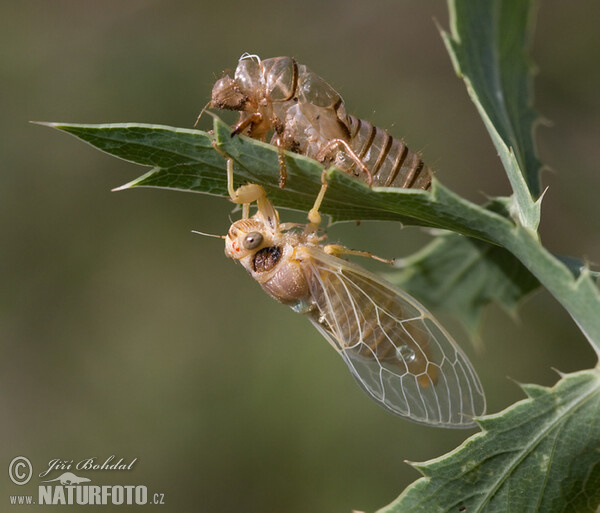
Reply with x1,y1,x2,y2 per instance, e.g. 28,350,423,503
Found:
243,231,263,250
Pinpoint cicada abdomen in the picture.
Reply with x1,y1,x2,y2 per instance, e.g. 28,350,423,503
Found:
210,55,433,190
341,116,432,189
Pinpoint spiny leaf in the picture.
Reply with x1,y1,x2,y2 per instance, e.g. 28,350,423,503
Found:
377,370,600,513
38,118,516,245
441,0,542,230
387,231,539,337
386,232,597,339
39,117,600,352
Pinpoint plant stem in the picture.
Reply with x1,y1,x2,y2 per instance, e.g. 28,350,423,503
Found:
482,217,600,357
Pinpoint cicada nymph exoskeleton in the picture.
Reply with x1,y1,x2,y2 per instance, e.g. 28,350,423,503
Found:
209,54,432,190
216,157,485,428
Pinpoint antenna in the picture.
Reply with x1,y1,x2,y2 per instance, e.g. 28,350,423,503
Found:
194,100,211,128
191,230,225,240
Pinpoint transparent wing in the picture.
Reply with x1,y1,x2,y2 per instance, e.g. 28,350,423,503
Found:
296,65,343,109
300,246,486,428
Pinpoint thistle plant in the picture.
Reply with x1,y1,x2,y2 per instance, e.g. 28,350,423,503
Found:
38,0,600,511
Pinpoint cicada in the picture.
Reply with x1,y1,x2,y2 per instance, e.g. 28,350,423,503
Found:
209,54,432,190
218,158,485,428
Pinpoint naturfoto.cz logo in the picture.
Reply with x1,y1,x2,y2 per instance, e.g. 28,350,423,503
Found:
8,455,166,506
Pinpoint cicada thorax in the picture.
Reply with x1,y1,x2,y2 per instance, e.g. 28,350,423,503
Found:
259,57,299,102
263,58,351,152
212,56,298,140
307,264,438,387
241,57,303,139
252,244,317,307
279,62,350,148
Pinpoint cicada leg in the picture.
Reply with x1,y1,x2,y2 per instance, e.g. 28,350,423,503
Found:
225,158,277,227
315,138,373,186
271,133,288,189
193,100,211,128
231,112,263,137
307,170,328,229
211,140,276,223
306,173,393,264
323,244,394,265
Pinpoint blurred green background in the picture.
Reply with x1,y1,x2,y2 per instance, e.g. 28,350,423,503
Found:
2,1,598,512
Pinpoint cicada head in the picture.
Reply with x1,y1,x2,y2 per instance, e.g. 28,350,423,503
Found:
211,75,248,111
224,218,271,263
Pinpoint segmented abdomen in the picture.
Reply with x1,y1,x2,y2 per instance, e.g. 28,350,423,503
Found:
344,116,432,190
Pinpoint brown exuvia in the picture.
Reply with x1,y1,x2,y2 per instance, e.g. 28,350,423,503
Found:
210,54,432,189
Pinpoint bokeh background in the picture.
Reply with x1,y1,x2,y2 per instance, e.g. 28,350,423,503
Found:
2,1,598,512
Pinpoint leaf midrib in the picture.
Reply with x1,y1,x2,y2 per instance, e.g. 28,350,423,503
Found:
476,373,600,511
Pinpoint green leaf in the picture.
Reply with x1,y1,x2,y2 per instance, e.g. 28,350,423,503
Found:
39,118,516,243
387,231,539,337
40,117,600,352
386,231,597,338
441,0,542,230
377,369,600,513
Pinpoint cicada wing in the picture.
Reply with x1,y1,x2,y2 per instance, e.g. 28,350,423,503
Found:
300,247,486,428
283,103,350,159
296,64,343,109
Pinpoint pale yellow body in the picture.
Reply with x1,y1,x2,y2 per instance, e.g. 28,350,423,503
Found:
218,156,485,427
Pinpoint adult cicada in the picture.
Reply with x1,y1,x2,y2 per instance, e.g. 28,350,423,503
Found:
209,54,432,190
216,158,485,428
